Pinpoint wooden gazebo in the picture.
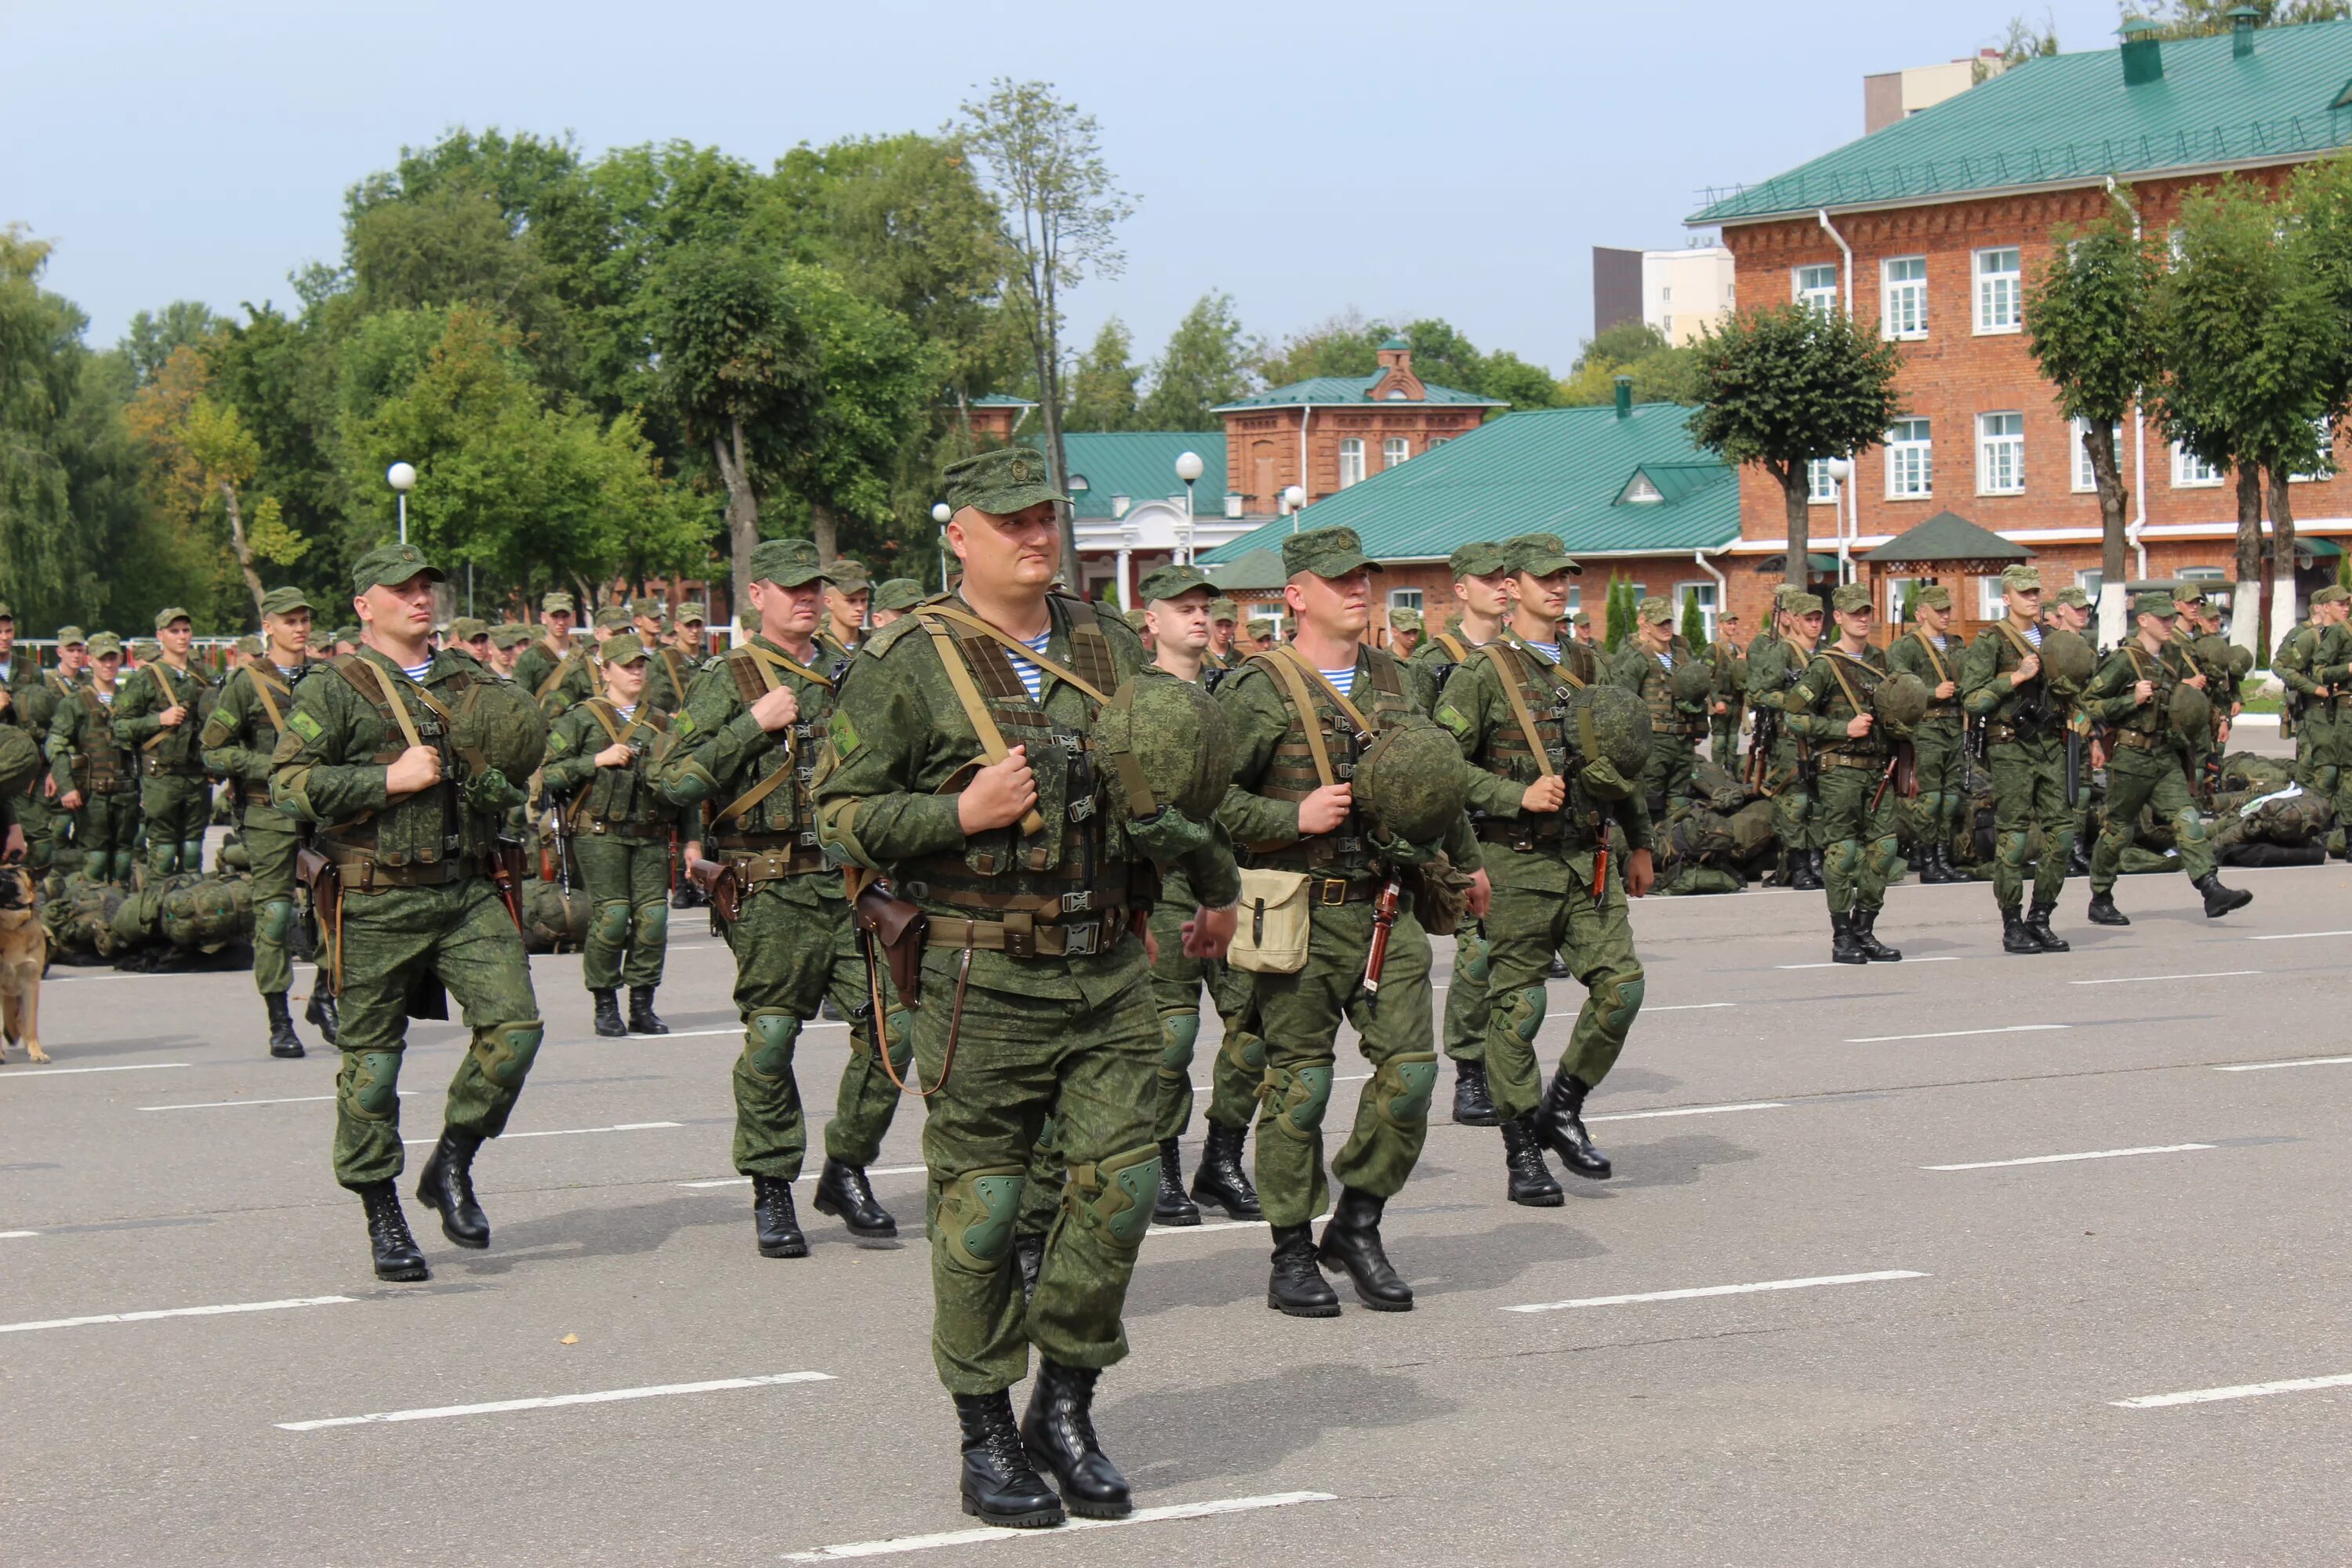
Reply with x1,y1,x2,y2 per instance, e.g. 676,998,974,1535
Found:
1859,510,2035,640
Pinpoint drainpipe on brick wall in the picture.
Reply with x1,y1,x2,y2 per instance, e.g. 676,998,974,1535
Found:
1817,209,1854,319
2106,176,2156,643
1693,546,1730,633
1298,405,1312,517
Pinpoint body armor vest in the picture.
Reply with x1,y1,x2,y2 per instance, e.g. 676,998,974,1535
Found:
1247,648,1413,877
1468,637,1600,848
73,688,135,794
1811,648,1893,759
708,643,829,846
571,700,671,835
318,655,500,874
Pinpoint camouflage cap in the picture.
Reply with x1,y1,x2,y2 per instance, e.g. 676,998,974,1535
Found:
1503,533,1581,578
1636,595,1673,624
1915,584,1953,610
871,578,927,614
234,634,263,657
86,632,124,658
54,626,85,646
746,537,828,589
259,586,313,618
2133,591,2179,619
1246,618,1279,639
824,559,873,593
333,626,361,646
599,632,652,665
1388,607,1425,633
2053,586,2092,609
630,597,662,619
153,605,192,630
592,604,632,631
1787,592,1824,616
944,446,1068,514
2000,564,2042,592
540,590,575,615
674,600,709,626
1281,525,1380,580
1138,563,1214,604
132,640,160,661
1446,541,1511,579
1122,608,1151,634
1830,583,1873,614
1208,596,1239,623
351,541,445,595
2314,585,2351,607
1570,611,1592,627
491,622,535,648
448,616,488,641
2173,583,2209,607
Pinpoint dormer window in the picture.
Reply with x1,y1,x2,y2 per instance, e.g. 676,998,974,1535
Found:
1619,473,1664,504
1384,389,1407,401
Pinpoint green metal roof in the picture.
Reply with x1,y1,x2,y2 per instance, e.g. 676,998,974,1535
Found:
1037,431,1225,521
970,392,1037,408
1202,549,1289,592
1199,403,1738,564
1212,374,1506,412
1860,510,2034,564
1691,20,2352,225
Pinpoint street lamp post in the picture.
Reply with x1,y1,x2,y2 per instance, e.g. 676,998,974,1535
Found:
1283,485,1306,533
1824,456,1854,586
387,461,417,545
1174,450,1204,565
931,502,953,592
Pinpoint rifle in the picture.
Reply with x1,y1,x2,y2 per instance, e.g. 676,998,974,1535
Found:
2063,726,2084,808
1360,874,1404,1010
1744,703,1778,793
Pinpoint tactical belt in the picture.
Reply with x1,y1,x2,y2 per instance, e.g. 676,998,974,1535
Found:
1984,722,2055,746
2114,728,2165,753
1817,751,1887,771
579,814,673,839
721,842,831,884
144,757,204,778
323,844,494,891
902,881,1129,918
923,907,1128,958
1475,818,1565,849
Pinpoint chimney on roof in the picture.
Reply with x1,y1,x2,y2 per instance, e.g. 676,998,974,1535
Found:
1377,336,1413,376
2119,19,2164,86
1613,375,1633,419
2229,4,2259,57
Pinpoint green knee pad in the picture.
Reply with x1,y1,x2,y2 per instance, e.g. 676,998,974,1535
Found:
1372,1052,1439,1131
1596,972,1645,1039
1870,834,1900,867
590,900,631,946
1995,830,2031,869
180,837,204,870
1457,929,1490,985
470,1022,543,1090
1827,841,1860,883
938,1164,1026,1272
1264,1063,1334,1139
343,1051,402,1119
1063,1143,1160,1251
1500,984,1547,1046
1220,1028,1267,1077
256,899,297,944
634,902,668,948
2172,810,2206,844
743,1010,799,1080
1156,1010,1200,1081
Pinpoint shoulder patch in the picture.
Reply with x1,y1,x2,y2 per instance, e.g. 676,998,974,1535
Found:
289,709,324,742
1434,703,1474,744
829,710,862,757
672,710,695,738
862,615,925,659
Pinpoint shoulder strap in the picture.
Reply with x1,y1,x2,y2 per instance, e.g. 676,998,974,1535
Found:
249,668,289,735
1993,618,2038,662
1486,643,1557,779
1254,650,1339,789
1432,631,1469,662
1062,597,1121,696
1823,651,1875,717
1908,630,1950,684
916,615,1047,838
746,642,833,689
583,699,626,747
535,649,575,698
917,603,1111,705
1273,644,1374,734
339,657,423,751
659,648,687,693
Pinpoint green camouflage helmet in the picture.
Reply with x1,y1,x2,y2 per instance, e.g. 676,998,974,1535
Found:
2039,627,2097,692
1565,684,1653,801
158,872,251,953
2192,632,2233,680
0,725,42,799
2168,677,2212,741
1670,656,1714,706
2226,643,2256,681
451,677,550,780
1873,670,1932,729
1094,668,1232,825
1352,713,1468,844
524,878,593,954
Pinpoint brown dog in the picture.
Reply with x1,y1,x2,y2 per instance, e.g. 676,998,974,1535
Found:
0,866,47,1064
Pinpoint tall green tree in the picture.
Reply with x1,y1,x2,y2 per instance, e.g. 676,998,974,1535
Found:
1065,318,1141,432
1688,303,1906,592
1141,292,1254,429
122,301,226,385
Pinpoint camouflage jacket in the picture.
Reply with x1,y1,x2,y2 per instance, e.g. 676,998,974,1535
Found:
113,659,215,775
512,637,593,717
642,644,701,717
655,632,835,853
47,683,136,796
1784,644,1900,760
1885,629,1964,724
200,662,307,829
1610,634,1708,737
545,699,684,841
1960,617,2060,736
2080,639,2198,758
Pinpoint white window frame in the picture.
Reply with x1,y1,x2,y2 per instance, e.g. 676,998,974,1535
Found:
1807,457,1838,505
2071,418,2122,493
2172,442,2225,488
1882,256,1929,339
1973,246,2024,334
1886,419,1933,499
1884,576,1918,624
2076,569,2103,607
1337,437,1365,489
1674,580,1719,641
1386,587,1422,612
2292,416,2337,482
1795,263,1838,314
1382,436,1410,470
1978,576,2008,620
1976,412,2024,495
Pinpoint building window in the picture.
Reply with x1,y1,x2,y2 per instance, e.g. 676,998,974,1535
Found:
1675,580,1719,641
1382,436,1410,470
1795,263,1838,314
2172,443,2225,488
1426,436,1451,448
1885,576,1917,622
1974,247,2024,333
1807,457,1838,505
2072,418,2122,493
1977,412,2024,495
1387,587,1422,612
1662,285,1672,303
2077,569,2103,606
1979,575,2009,620
1338,438,1365,488
2292,416,2337,481
1882,256,1928,339
1661,314,1674,336
1886,419,1933,498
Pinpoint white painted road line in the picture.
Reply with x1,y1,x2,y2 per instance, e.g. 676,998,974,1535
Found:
2215,1054,2352,1073
1588,1100,1788,1123
1778,956,1959,970
404,1121,681,1146
1198,1071,1368,1095
785,1490,1339,1560
278,1370,834,1432
2113,1372,2352,1410
1923,1143,2214,1172
0,1294,354,1336
2247,929,2352,942
1848,1024,2069,1044
141,1091,419,1112
1508,1270,1926,1314
1646,1002,1737,1013
0,1229,36,1240
2071,970,2262,986
0,1062,190,1079
678,1162,928,1191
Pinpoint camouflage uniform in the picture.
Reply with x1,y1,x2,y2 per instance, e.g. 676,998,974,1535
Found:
1886,593,1966,875
2274,611,2331,790
2308,613,2352,834
512,594,592,717
1708,630,1747,770
46,636,140,884
1783,590,1904,950
112,610,214,877
1744,601,1820,885
1610,600,1705,819
0,616,60,873
1960,566,2073,946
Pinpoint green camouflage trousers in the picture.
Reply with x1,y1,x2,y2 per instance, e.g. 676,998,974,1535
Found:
140,772,208,876
572,833,670,990
1478,861,1644,1123
1987,738,2072,911
70,791,140,884
913,946,1160,1395
1247,899,1437,1228
2315,710,2352,826
1907,719,1965,851
1640,731,1700,819
15,792,56,871
724,873,907,1181
1765,739,1817,856
2092,751,2212,892
1440,920,1490,1065
1816,761,1901,916
2293,710,2335,789
331,877,543,1189
242,821,299,997
1710,715,1741,771
1148,898,1262,1142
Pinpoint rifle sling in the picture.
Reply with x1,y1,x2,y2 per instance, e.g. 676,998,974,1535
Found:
1486,642,1556,779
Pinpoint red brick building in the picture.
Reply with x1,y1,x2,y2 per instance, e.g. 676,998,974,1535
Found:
1690,16,2352,641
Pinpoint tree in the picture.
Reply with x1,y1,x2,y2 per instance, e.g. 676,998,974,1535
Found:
1689,303,1906,591
2026,207,2159,636
958,80,1134,569
1979,12,2060,80
1604,577,1635,652
123,344,307,618
2133,0,2347,37
1680,587,1710,652
1141,292,1254,429
1255,311,1566,408
122,301,225,386
1065,318,1141,432
1563,321,1701,408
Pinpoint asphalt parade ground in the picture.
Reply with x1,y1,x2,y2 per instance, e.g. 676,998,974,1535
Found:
7,850,2352,1564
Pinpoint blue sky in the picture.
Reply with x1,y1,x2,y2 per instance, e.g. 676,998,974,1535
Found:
7,0,2133,376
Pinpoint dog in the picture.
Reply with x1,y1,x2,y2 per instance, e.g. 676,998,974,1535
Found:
0,865,48,1064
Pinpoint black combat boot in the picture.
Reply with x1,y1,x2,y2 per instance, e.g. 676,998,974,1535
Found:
2069,837,2094,877
812,1156,898,1239
1830,910,1868,965
590,989,626,1038
2085,890,2130,926
1189,1121,1260,1219
1545,953,1572,980
1266,1223,1341,1317
1537,1069,1612,1179
414,1127,490,1249
954,1390,1065,1528
2026,902,2070,952
1791,850,1824,891
357,1180,428,1283
1451,1058,1500,1126
1852,909,1903,962
306,985,339,1045
2195,873,2252,917
2002,909,2042,954
750,1174,808,1258
1150,1137,1200,1226
1013,1232,1046,1305
1021,1360,1132,1519
1919,844,1958,884
626,985,669,1035
265,993,305,1058
1316,1187,1413,1311
1501,1115,1563,1207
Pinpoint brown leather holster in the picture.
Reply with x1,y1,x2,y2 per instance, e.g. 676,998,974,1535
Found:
853,880,927,1007
688,858,740,924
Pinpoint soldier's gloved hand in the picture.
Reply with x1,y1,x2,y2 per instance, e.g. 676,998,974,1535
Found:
464,768,525,813
1124,807,1212,865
